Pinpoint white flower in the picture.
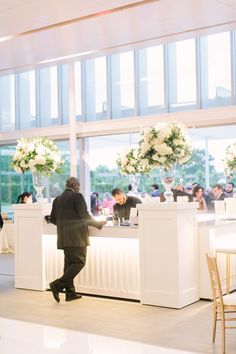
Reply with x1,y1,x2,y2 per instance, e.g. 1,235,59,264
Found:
157,127,171,141
139,121,192,170
14,166,22,173
155,143,173,156
12,137,64,175
36,145,46,155
34,155,46,165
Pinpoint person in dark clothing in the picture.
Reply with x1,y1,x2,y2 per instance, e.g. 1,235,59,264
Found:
151,184,160,197
17,192,33,204
160,188,193,202
111,188,142,222
0,213,3,230
212,184,227,201
49,177,106,303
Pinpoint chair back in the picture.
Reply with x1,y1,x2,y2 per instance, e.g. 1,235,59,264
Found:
206,254,224,312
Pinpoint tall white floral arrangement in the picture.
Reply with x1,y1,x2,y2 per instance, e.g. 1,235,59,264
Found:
225,142,236,176
12,137,64,176
117,147,151,175
139,122,192,171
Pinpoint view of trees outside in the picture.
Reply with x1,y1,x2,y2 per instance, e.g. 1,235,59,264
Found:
90,148,225,201
0,140,70,213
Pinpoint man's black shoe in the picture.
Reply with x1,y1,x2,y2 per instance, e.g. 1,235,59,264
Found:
49,282,60,303
65,294,82,302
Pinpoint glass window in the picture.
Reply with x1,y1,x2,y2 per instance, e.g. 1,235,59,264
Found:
18,71,36,129
38,66,60,126
0,75,15,131
111,51,135,118
168,38,197,111
200,31,231,108
74,61,82,121
138,45,165,115
47,140,70,199
85,56,107,121
86,133,139,197
60,64,69,124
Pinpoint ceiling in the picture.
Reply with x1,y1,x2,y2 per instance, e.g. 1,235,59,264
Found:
1,0,236,72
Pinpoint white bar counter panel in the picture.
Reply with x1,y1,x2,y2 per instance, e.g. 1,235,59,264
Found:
137,203,198,309
44,224,140,300
13,203,140,299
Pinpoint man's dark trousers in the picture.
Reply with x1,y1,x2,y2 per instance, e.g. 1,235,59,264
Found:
54,246,87,296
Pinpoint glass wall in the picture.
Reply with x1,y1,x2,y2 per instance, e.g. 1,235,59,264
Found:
0,29,236,130
85,56,107,121
168,38,197,111
0,75,15,131
86,133,139,195
38,66,60,126
74,61,83,121
138,45,165,115
18,71,36,129
111,51,135,118
200,31,231,108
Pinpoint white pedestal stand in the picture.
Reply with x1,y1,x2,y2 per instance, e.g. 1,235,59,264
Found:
13,203,51,291
137,203,198,309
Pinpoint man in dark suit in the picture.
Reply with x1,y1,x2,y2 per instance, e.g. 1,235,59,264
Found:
49,177,106,303
212,184,227,201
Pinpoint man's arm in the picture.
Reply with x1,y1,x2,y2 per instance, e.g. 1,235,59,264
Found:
50,199,57,225
75,193,106,229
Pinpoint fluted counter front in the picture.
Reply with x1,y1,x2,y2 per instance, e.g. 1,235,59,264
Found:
13,203,140,299
44,223,140,300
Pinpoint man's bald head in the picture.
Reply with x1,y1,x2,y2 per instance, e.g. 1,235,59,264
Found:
66,177,80,192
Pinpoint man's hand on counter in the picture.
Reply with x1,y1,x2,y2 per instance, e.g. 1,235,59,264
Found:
97,220,107,229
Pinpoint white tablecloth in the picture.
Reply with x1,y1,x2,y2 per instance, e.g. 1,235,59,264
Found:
0,222,14,253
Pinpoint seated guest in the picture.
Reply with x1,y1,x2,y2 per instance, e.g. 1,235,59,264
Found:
192,185,207,211
225,182,234,198
212,184,227,201
17,192,33,204
175,184,184,192
127,184,134,196
184,183,193,195
90,192,102,216
102,192,115,215
150,184,160,197
160,188,193,202
112,188,142,222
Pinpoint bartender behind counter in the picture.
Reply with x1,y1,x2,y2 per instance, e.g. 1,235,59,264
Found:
111,188,142,223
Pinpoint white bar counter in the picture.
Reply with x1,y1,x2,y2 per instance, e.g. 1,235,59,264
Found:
12,202,200,308
13,202,236,307
44,223,140,300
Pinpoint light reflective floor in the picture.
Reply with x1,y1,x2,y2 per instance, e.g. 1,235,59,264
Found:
1,254,236,353
0,317,200,354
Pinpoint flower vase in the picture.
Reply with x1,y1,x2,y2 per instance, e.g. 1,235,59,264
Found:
160,167,175,203
129,174,140,195
32,172,47,201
